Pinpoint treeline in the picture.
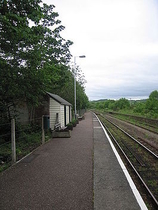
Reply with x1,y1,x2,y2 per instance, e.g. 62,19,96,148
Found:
90,90,158,119
0,0,89,121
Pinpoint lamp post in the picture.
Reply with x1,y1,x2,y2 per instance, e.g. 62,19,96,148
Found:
74,55,86,119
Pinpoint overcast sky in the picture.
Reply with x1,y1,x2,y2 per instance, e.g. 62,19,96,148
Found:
44,0,158,101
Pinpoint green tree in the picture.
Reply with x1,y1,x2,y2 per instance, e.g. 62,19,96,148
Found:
133,102,146,114
0,1,73,120
114,98,130,110
50,65,74,104
0,0,43,119
108,100,116,110
149,90,158,100
145,90,158,116
76,81,89,110
57,65,89,112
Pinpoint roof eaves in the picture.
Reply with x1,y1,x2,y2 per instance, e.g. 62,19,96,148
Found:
46,92,72,106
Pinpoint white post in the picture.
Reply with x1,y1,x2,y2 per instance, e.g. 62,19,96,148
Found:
42,115,45,144
74,56,77,119
73,55,86,119
11,119,16,164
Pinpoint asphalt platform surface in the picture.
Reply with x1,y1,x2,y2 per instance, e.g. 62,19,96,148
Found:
93,114,141,210
0,112,143,209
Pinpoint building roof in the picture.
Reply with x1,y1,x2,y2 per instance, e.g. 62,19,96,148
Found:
47,92,72,106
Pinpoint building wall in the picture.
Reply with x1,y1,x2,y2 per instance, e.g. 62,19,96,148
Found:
50,98,60,130
60,105,65,127
66,106,70,125
49,97,72,130
69,106,72,122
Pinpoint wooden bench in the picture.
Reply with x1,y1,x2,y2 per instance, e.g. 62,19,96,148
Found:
78,115,85,121
54,123,61,130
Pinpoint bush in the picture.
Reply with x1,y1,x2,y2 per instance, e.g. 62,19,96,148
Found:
66,122,73,130
71,119,79,127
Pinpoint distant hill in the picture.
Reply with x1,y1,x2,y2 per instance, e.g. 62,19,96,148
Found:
91,99,108,102
130,99,147,103
90,98,147,103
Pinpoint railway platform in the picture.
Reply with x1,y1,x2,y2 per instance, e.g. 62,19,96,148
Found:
93,113,147,210
0,112,147,209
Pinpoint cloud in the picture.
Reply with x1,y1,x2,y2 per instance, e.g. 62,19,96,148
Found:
44,0,158,100
84,52,158,100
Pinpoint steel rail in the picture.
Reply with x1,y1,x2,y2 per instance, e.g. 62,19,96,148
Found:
100,119,158,207
106,113,158,135
106,111,158,124
102,114,158,159
121,141,146,166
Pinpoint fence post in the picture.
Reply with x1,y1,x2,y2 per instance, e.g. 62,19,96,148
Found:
42,115,45,144
11,118,16,164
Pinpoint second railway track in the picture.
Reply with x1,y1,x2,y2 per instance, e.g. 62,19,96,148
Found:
96,112,158,209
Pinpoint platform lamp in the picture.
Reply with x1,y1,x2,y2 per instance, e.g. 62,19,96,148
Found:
74,55,86,119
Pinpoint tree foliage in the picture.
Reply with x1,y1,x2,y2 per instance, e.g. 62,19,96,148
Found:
114,98,130,110
0,0,88,120
90,90,158,119
145,90,158,114
52,65,89,111
149,90,158,100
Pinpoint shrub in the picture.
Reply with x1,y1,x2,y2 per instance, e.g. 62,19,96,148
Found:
66,122,73,130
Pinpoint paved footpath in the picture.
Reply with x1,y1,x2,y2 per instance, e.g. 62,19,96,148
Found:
0,112,93,210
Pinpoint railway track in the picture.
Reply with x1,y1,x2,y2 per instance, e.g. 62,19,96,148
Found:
107,112,158,134
96,113,158,209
